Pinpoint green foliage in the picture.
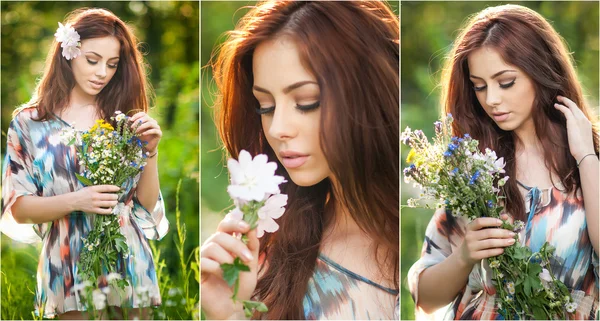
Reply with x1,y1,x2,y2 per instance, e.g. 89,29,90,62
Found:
401,2,598,319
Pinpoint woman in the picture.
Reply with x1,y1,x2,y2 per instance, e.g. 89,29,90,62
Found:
1,8,169,319
201,1,399,319
407,4,599,320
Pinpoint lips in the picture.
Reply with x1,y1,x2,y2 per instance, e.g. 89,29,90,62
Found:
89,80,105,89
280,150,309,169
492,112,510,122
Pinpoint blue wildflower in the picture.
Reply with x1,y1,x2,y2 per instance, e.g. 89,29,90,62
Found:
409,164,416,170
469,170,480,185
451,136,458,142
487,200,493,208
448,143,458,151
444,151,453,157
458,138,464,143
445,199,450,205
464,133,470,138
131,161,137,167
452,168,459,175
139,165,144,171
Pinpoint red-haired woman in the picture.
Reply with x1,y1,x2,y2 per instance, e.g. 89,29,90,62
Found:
1,8,168,319
408,4,599,320
201,1,399,319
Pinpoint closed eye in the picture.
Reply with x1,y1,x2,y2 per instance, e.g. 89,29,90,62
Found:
87,59,98,65
499,79,516,89
255,101,321,115
473,85,487,92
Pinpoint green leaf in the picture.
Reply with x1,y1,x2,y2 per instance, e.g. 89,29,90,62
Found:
75,173,94,187
220,257,250,287
532,306,547,320
523,277,532,297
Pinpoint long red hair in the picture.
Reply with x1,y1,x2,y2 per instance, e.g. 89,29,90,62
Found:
25,8,151,121
211,1,399,318
440,4,599,221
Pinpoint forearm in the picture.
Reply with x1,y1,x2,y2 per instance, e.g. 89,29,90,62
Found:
12,194,76,224
136,153,160,212
579,154,599,255
417,251,473,313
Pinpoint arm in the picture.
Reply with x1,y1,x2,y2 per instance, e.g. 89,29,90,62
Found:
417,251,473,313
135,151,160,212
578,154,599,255
12,185,121,224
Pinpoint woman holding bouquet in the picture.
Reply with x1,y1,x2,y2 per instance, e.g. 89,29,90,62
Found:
1,8,168,319
201,1,399,319
407,5,599,320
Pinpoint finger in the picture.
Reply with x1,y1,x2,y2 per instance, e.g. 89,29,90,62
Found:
205,232,254,263
473,238,515,251
473,228,515,241
94,207,114,215
138,129,162,137
246,229,260,256
557,96,580,113
476,248,505,260
135,121,158,134
201,242,235,265
96,200,118,208
500,213,514,225
98,193,119,201
128,112,146,123
200,258,223,280
468,217,503,231
554,103,575,120
94,185,121,192
217,217,251,234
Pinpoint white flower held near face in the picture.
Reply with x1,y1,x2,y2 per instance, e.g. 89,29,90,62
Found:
227,150,286,202
256,194,288,237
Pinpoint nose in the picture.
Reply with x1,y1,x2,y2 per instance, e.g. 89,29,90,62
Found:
95,64,107,79
486,86,502,107
266,102,297,141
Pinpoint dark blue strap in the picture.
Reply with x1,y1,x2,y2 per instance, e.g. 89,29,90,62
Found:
317,253,399,295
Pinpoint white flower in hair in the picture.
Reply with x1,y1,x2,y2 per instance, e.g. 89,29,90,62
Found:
54,22,81,60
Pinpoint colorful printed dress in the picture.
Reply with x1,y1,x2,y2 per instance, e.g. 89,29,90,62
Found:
303,253,399,320
0,107,169,318
407,182,599,320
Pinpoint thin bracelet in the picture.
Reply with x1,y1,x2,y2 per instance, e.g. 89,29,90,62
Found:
576,153,597,167
147,150,158,159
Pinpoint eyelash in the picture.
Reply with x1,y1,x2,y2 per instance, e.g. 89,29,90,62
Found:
87,59,118,69
255,101,321,115
473,79,516,92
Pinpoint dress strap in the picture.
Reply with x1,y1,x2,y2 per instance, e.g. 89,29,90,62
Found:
516,180,532,190
317,253,399,295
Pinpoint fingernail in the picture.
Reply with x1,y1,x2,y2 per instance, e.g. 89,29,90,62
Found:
242,249,253,261
496,219,503,224
238,221,250,229
509,232,516,237
508,239,515,244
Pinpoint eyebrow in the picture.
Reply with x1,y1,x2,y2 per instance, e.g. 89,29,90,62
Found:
85,51,120,60
253,80,318,95
469,70,516,80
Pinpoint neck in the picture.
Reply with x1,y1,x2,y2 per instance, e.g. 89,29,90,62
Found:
513,118,541,154
68,87,96,110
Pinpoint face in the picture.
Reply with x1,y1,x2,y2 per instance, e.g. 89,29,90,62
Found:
252,36,332,187
70,36,120,97
467,46,536,134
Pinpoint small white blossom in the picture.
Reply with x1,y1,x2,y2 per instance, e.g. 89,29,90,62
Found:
565,302,577,313
92,289,107,310
227,150,286,202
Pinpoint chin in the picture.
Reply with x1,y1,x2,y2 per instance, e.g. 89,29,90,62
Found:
287,171,328,187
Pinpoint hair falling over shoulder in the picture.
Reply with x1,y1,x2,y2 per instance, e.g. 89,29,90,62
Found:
440,4,599,222
211,1,399,319
28,8,152,122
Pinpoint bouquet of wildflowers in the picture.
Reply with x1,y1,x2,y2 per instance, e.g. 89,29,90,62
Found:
402,114,574,319
221,150,287,318
60,111,148,290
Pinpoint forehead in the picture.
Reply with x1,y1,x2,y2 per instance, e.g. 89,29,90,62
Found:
81,36,120,57
252,36,315,88
467,46,514,76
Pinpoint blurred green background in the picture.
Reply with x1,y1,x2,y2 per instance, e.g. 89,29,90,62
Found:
200,0,400,240
400,1,599,319
1,1,199,319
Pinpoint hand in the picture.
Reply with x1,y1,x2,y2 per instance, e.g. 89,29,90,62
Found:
554,96,596,161
129,112,162,154
458,217,516,267
201,215,260,320
71,185,120,215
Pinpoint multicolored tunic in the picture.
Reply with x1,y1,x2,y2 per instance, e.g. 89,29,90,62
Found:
303,253,399,319
1,107,169,318
408,182,599,320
